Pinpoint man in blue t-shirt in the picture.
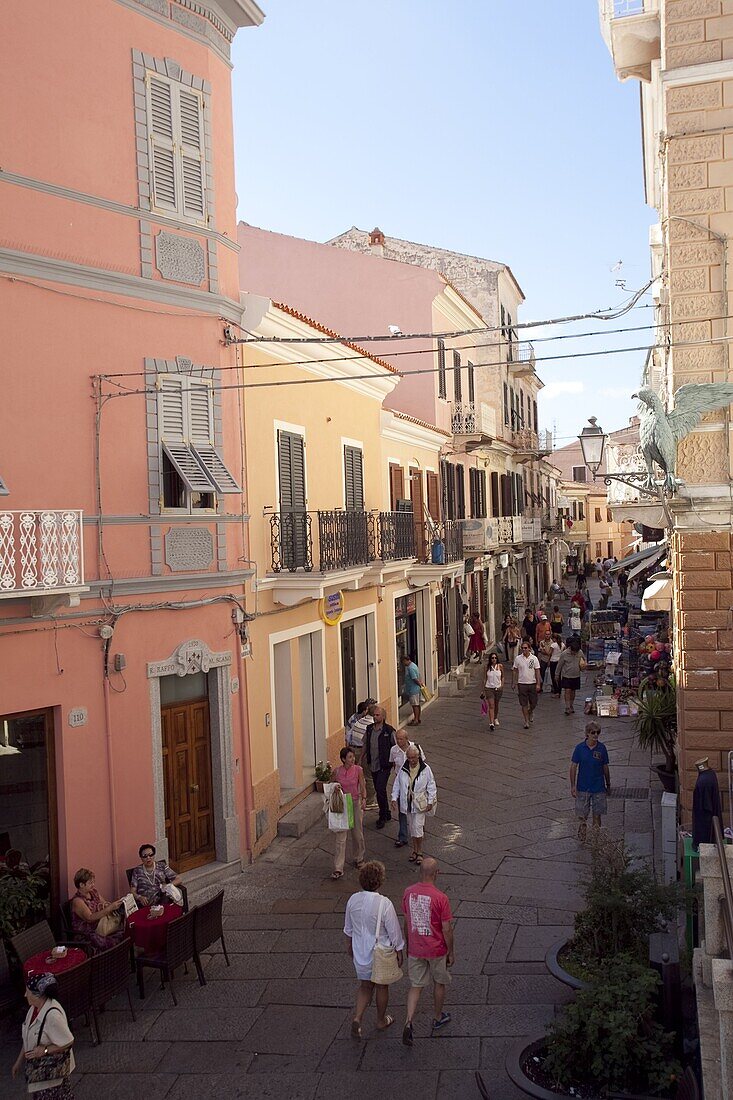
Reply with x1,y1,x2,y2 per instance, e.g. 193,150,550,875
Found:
570,722,610,842
402,655,425,727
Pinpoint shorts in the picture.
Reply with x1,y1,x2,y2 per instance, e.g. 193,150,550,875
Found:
407,811,427,838
517,683,537,708
406,954,452,988
484,687,502,702
407,693,421,706
575,790,607,819
561,676,581,691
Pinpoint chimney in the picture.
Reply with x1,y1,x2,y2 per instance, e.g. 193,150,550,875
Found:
369,227,385,257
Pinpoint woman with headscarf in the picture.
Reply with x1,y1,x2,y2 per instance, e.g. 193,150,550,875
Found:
12,972,75,1098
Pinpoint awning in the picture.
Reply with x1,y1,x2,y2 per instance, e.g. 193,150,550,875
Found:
627,549,667,582
609,540,667,573
642,575,673,611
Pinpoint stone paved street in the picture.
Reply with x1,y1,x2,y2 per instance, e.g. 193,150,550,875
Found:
2,582,660,1100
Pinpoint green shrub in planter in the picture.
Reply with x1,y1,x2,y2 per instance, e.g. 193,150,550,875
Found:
314,760,332,783
543,954,681,1096
566,832,680,977
0,871,47,943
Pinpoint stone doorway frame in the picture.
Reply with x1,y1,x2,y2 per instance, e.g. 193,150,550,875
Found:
147,639,240,865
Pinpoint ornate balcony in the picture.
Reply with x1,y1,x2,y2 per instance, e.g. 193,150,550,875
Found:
451,402,496,448
372,511,415,562
508,342,536,378
0,510,86,605
269,510,372,573
496,515,522,545
598,0,660,82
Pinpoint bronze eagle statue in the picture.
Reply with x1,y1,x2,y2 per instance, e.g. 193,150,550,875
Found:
633,383,733,492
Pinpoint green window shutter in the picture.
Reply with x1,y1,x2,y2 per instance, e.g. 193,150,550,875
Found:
344,446,364,511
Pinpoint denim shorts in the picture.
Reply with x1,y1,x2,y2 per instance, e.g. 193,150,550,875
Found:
575,790,607,819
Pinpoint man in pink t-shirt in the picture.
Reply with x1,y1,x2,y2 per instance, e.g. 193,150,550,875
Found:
401,856,454,1046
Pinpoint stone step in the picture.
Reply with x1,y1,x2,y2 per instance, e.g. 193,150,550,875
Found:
277,791,324,838
183,858,243,898
438,680,459,697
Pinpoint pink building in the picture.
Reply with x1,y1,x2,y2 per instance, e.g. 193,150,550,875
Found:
0,0,263,912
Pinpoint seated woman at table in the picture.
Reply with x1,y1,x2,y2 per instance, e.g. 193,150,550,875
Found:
129,843,183,907
70,868,125,953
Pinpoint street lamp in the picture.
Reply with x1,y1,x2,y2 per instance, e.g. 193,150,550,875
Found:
578,417,606,476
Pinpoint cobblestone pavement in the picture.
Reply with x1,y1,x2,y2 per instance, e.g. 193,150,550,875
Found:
2,579,661,1099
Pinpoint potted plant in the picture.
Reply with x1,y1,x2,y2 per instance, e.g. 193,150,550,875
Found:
508,954,681,1098
0,870,47,944
314,760,332,791
547,833,680,987
633,682,677,792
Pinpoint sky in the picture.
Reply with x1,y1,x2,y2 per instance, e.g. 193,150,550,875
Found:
231,0,657,448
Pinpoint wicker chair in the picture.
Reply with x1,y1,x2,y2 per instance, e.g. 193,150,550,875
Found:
58,900,93,953
10,920,76,965
193,890,228,978
135,909,201,1004
55,956,95,1043
125,867,189,912
90,939,135,1042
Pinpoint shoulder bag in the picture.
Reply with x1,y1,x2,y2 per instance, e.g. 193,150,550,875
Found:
25,1006,72,1084
370,897,402,986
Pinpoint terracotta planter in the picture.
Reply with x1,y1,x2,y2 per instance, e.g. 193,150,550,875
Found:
315,781,325,792
545,938,590,990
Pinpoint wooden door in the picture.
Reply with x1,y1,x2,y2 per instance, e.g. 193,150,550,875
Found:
161,698,215,871
426,471,440,522
410,468,426,560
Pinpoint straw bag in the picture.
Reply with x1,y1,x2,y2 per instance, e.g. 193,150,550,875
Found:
370,897,402,986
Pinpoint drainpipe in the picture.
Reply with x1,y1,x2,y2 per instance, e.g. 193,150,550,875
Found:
102,641,120,891
236,638,254,863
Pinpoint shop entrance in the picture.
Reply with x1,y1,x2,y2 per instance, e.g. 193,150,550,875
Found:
0,708,58,915
160,672,215,872
272,630,326,802
395,592,419,715
340,614,375,725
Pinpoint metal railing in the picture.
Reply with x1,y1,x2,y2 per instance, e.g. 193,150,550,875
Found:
451,402,477,435
713,816,733,960
0,510,84,596
601,0,645,17
541,509,563,533
513,427,539,451
371,510,415,561
422,520,463,564
270,509,371,573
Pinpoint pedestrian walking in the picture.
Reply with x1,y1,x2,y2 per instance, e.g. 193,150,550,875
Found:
483,652,503,731
401,856,454,1047
389,728,414,849
521,607,537,652
538,634,556,693
598,573,612,609
346,700,377,810
12,972,76,1098
364,706,397,830
466,610,487,663
555,635,586,716
550,605,564,638
391,744,437,866
570,722,610,842
344,860,404,1038
576,567,586,591
549,636,563,697
401,655,425,726
330,747,367,880
594,556,603,579
512,640,541,728
618,567,629,601
503,617,520,664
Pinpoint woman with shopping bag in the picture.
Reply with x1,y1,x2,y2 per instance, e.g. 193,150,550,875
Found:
391,744,437,866
327,747,366,880
344,860,404,1037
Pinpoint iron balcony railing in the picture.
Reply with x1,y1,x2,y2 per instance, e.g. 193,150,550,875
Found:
422,520,463,564
270,509,371,573
371,510,415,562
541,509,564,533
0,509,84,597
451,402,477,435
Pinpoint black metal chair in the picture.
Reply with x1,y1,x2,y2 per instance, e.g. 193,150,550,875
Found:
192,890,228,979
135,909,201,1004
90,938,135,1042
125,866,189,912
55,955,95,1043
10,920,77,965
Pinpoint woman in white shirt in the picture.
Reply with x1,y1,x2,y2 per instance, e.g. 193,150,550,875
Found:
344,860,404,1038
391,745,437,866
483,652,504,731
12,972,75,1097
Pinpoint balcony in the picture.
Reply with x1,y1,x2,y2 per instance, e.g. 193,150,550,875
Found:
372,510,415,562
605,443,668,529
598,0,660,82
460,518,498,555
508,342,536,378
0,510,86,607
406,519,465,585
512,427,540,460
450,402,496,449
541,509,564,534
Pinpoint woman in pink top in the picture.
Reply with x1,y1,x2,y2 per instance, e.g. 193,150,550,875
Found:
331,747,367,880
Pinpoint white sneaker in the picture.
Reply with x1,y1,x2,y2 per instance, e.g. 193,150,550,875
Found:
494,719,500,727
529,713,534,724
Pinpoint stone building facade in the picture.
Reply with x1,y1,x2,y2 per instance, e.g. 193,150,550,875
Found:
601,0,733,823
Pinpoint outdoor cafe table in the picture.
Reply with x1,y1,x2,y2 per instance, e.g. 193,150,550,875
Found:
127,903,180,954
23,946,87,979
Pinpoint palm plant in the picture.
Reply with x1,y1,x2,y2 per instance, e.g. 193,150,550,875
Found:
633,685,677,774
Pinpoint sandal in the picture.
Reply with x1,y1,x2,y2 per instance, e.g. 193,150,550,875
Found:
408,852,418,863
351,1020,362,1039
353,860,365,869
331,870,344,880
415,855,424,865
377,1014,395,1031
407,719,418,726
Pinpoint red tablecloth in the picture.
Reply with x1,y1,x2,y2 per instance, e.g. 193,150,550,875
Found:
127,904,180,954
24,946,87,978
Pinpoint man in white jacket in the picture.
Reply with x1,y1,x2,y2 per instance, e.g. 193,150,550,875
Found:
391,745,437,867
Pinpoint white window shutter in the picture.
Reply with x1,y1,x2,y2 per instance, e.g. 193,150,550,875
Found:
188,381,213,443
147,76,177,211
178,89,205,219
159,376,186,441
